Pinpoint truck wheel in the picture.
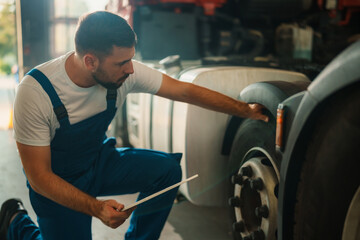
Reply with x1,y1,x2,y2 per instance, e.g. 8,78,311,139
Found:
293,86,360,240
228,117,279,240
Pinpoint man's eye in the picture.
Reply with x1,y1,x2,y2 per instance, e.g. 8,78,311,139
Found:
119,60,131,66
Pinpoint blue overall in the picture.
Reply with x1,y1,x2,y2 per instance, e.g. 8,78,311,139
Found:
8,69,182,240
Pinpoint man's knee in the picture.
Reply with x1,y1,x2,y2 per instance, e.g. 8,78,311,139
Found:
155,158,182,189
165,152,182,182
170,162,182,183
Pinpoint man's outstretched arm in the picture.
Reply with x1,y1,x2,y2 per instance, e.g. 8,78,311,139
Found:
156,74,269,122
16,142,133,229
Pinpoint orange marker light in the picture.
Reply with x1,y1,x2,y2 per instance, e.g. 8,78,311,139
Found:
276,104,285,150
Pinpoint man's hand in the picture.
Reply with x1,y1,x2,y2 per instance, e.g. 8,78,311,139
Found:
97,199,134,229
247,103,269,122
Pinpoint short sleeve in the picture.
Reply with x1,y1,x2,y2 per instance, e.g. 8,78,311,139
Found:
130,60,163,94
13,78,53,146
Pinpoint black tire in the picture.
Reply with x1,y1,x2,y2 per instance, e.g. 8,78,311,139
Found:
293,85,360,240
228,117,276,175
228,115,276,240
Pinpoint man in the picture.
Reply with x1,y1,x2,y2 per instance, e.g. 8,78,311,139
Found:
1,11,268,240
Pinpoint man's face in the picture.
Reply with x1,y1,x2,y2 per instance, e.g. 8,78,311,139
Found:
92,46,135,89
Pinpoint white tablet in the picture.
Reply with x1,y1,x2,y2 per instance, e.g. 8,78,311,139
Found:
122,174,199,211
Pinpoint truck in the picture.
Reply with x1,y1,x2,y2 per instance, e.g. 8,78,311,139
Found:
106,0,360,239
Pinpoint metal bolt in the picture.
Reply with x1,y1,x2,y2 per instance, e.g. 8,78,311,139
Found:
250,229,265,240
232,220,245,232
228,196,242,208
250,178,264,191
231,174,244,185
255,205,269,218
240,166,253,177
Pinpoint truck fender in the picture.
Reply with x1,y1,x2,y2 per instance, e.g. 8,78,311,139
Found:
221,80,309,157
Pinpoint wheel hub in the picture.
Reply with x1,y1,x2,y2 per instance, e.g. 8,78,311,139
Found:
229,157,278,240
342,186,360,240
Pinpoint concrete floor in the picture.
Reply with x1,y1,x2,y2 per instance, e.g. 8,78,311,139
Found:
0,76,233,240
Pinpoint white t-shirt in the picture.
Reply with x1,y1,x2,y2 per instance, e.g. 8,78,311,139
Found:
13,51,163,146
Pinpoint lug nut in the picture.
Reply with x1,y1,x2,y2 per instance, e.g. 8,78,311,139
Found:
250,178,264,191
255,205,269,218
231,174,244,185
240,166,253,177
232,220,245,232
251,229,265,240
228,196,242,207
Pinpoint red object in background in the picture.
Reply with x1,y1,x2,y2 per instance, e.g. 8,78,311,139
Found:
159,0,226,15
317,0,360,25
338,0,360,25
339,0,360,7
107,0,227,25
317,0,360,8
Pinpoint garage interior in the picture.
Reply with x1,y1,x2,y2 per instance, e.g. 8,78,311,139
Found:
1,0,359,239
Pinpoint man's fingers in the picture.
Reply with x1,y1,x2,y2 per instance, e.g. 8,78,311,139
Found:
248,103,269,122
110,220,125,229
253,114,268,122
102,210,129,229
116,203,125,211
123,206,136,216
98,199,131,229
105,199,124,212
113,203,124,212
262,115,269,122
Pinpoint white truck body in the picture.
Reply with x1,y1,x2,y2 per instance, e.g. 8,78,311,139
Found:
126,66,309,206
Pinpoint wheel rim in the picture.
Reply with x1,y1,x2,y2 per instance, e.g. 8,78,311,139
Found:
230,156,278,240
342,186,360,240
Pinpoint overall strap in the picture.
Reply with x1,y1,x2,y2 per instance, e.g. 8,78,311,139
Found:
27,69,70,128
106,89,117,110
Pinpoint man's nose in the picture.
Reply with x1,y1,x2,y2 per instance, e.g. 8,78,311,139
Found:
125,61,134,74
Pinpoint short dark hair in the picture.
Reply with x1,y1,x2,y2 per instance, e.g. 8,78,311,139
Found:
75,11,137,58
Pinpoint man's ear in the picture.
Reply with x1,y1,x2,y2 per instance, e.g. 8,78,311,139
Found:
83,54,99,71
